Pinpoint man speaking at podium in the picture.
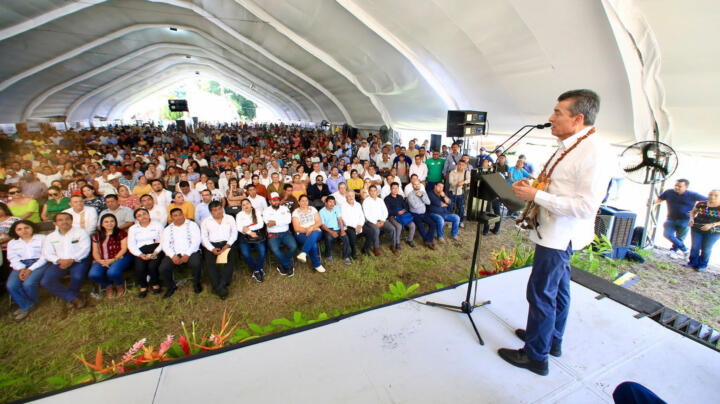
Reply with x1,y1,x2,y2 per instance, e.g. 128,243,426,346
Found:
498,89,613,376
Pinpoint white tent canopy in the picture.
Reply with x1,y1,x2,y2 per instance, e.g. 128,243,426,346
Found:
0,0,716,154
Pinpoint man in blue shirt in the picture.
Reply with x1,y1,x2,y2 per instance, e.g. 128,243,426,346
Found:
475,147,494,168
319,196,350,265
653,179,706,258
428,182,461,243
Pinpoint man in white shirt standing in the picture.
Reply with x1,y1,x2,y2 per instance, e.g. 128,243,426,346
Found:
499,89,612,376
159,208,202,298
41,212,91,309
64,195,98,236
361,185,396,256
150,179,172,210
140,194,167,225
409,154,428,183
200,201,238,300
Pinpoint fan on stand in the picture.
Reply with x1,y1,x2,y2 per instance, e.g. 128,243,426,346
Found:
619,140,678,184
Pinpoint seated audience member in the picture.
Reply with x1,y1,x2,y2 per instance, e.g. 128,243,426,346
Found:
326,166,346,194
308,175,330,209
19,171,48,200
127,208,163,298
507,158,532,185
245,184,268,214
40,212,91,309
447,160,470,229
263,191,297,276
309,162,327,185
225,178,245,217
6,186,40,223
195,190,214,225
428,182,461,243
140,193,167,225
6,220,49,321
117,185,140,210
332,182,349,209
362,185,396,256
201,201,238,299
347,169,364,194
81,184,106,214
292,194,325,273
363,166,383,188
319,196,350,265
406,181,437,249
150,179,172,210
409,154,428,182
159,208,202,298
89,213,132,298
41,186,70,221
99,194,134,231
0,203,20,253
251,175,268,198
341,191,365,259
205,179,224,202
236,198,267,282
132,176,152,197
178,180,202,206
266,172,285,196
291,174,307,200
494,154,509,178
688,190,720,272
64,195,98,235
280,183,299,212
384,182,416,251
167,192,195,223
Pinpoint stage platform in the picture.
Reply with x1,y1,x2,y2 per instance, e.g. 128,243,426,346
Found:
34,267,719,403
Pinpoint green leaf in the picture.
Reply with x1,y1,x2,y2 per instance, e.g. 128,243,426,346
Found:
262,325,275,333
71,374,94,385
0,376,25,388
389,283,398,295
271,318,294,328
382,292,394,300
293,311,303,323
230,329,252,343
46,376,69,389
248,323,264,335
435,283,446,289
166,343,185,358
397,281,406,292
406,283,420,295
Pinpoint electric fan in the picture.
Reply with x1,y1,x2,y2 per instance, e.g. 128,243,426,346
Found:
619,140,678,184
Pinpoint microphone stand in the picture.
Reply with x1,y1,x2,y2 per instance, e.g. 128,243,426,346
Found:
502,126,536,155
493,125,532,154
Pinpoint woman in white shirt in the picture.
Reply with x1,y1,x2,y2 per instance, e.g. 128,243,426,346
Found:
292,195,325,273
127,208,164,298
6,220,48,321
235,199,267,282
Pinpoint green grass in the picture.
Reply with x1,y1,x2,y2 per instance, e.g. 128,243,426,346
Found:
0,226,498,402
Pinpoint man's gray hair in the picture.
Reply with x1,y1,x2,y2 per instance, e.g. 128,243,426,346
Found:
558,89,600,125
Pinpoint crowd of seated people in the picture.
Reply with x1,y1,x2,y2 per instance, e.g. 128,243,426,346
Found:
0,122,524,322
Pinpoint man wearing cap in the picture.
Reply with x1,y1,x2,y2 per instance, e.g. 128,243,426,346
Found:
99,172,120,196
476,147,494,168
264,192,298,276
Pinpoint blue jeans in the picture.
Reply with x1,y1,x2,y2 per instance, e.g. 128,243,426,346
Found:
41,257,91,302
429,212,460,238
524,243,573,361
296,230,323,267
663,219,689,251
613,382,665,404
7,263,49,311
450,192,466,222
239,239,266,271
323,230,350,259
88,254,133,287
689,229,720,270
411,213,436,242
267,231,297,271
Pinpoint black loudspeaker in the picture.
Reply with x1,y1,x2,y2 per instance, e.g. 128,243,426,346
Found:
447,110,487,138
348,127,358,139
430,134,442,152
176,119,186,132
169,99,188,112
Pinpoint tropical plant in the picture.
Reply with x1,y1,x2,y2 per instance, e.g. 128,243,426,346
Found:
490,246,516,273
382,281,420,301
512,245,535,268
271,312,330,329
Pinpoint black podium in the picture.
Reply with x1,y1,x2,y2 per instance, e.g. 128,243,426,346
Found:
422,171,524,344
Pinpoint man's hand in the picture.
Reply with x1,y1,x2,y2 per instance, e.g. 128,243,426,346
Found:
701,223,715,232
212,248,221,256
398,209,406,215
340,229,346,237
512,179,537,201
57,259,74,270
305,229,313,237
18,269,31,281
180,255,190,264
267,220,276,228
330,230,338,238
377,220,385,228
171,255,183,265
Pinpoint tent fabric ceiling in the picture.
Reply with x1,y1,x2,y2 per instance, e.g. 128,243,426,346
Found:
0,0,710,153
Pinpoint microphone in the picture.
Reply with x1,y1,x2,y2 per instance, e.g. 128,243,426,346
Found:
493,123,550,153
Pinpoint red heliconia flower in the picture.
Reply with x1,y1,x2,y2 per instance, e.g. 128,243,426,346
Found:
178,336,190,355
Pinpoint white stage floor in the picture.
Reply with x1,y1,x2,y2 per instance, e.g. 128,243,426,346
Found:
35,267,719,403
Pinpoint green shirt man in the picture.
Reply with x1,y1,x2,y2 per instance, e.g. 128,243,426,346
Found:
426,152,445,183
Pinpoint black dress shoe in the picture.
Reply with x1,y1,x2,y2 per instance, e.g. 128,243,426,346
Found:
151,286,162,295
218,287,228,300
194,284,203,294
498,348,548,376
163,286,177,299
138,290,148,299
515,329,562,357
